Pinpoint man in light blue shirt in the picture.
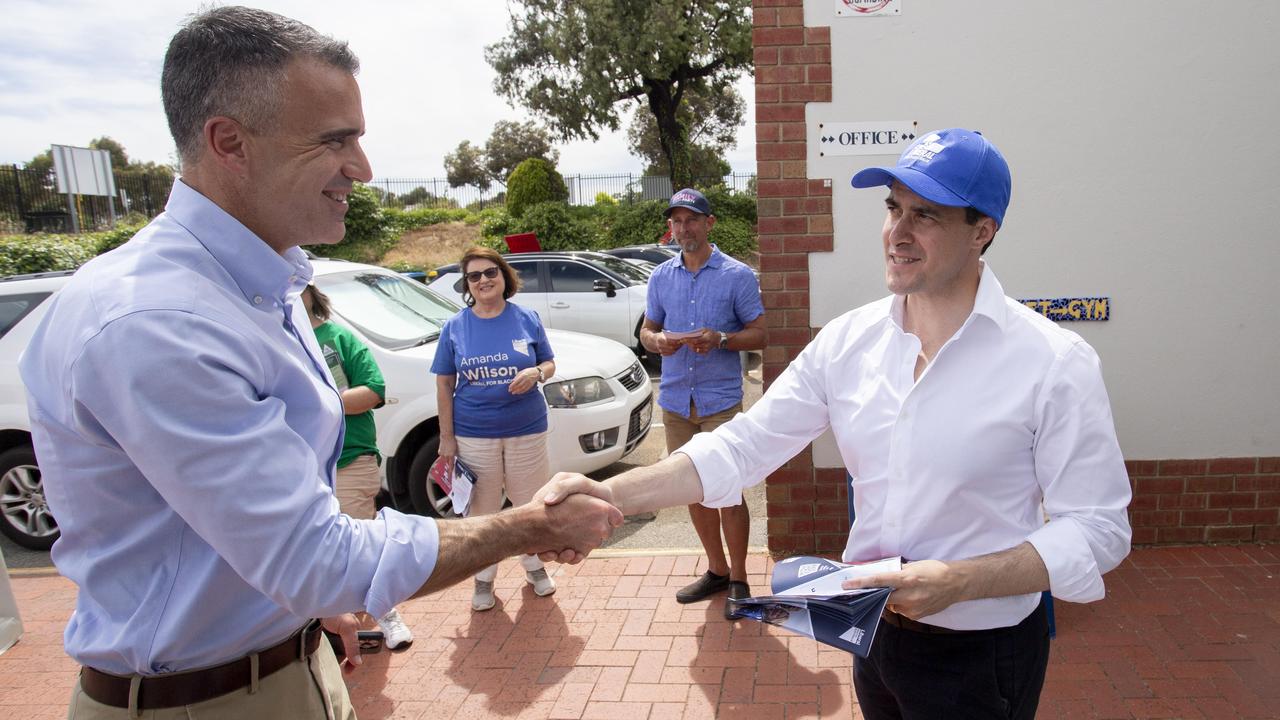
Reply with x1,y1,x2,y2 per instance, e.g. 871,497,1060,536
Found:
639,188,766,618
19,7,621,718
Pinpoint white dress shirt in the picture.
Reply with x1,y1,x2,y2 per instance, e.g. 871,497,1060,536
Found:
680,262,1132,630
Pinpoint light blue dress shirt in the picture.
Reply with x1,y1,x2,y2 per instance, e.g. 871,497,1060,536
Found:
645,246,764,418
18,180,439,675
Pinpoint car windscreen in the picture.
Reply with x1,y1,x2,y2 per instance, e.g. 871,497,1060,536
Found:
588,254,651,285
0,292,51,339
313,270,459,350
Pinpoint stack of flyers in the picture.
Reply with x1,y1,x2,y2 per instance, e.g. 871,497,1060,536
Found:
727,556,900,658
427,455,477,516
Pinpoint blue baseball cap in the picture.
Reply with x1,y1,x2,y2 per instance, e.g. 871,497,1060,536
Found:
850,128,1011,227
665,188,712,217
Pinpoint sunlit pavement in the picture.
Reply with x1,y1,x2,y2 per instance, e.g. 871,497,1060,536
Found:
3,544,1278,719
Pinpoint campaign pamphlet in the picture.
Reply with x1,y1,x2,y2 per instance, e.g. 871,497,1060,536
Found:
427,455,476,516
727,556,900,658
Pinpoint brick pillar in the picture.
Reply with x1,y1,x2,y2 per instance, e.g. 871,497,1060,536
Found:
753,1,840,556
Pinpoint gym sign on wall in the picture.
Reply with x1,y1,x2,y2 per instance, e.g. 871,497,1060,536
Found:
1018,297,1111,322
816,121,918,157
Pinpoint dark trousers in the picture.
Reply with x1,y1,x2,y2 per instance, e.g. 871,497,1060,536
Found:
853,603,1050,720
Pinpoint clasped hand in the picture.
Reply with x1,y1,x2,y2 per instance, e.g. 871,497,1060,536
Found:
529,472,621,564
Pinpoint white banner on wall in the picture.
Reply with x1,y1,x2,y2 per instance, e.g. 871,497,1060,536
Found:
815,121,917,157
835,0,901,17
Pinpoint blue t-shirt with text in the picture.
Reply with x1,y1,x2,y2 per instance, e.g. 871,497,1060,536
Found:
431,303,554,438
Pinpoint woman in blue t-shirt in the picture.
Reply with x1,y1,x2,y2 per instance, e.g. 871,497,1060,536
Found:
431,247,557,612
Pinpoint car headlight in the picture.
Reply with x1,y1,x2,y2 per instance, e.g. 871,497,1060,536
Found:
543,377,615,408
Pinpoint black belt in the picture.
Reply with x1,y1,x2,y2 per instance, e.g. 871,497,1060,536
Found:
79,622,323,710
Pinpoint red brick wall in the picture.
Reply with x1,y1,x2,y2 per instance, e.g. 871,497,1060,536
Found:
751,0,1278,552
754,0,837,555
1127,458,1280,544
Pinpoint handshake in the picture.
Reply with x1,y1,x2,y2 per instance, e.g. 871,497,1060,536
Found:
518,473,625,564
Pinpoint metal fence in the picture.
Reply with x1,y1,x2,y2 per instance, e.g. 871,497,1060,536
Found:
1,167,755,233
367,172,757,210
0,165,173,234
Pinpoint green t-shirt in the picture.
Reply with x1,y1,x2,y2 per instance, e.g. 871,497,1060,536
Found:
313,321,385,468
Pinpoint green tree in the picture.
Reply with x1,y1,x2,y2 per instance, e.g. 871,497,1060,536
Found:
627,84,743,182
486,0,752,188
444,140,489,191
505,157,568,218
445,121,558,191
89,137,130,170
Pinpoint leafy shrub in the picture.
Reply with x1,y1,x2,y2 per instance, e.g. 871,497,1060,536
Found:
704,187,758,225
509,202,593,251
385,206,471,234
305,183,395,262
593,191,618,206
93,221,146,255
477,206,514,240
707,216,756,259
505,158,568,218
602,199,668,248
0,233,98,276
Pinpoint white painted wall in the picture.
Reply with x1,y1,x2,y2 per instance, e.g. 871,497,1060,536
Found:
801,0,1280,463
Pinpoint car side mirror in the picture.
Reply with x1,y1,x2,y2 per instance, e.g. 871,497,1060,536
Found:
592,278,617,298
453,277,465,294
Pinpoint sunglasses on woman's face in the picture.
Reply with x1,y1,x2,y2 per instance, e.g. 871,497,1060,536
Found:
465,267,501,283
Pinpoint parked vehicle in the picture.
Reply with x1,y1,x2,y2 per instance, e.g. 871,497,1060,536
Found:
0,260,654,547
427,251,650,353
601,243,681,266
0,271,76,550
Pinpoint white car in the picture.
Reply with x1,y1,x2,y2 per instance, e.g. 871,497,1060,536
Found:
427,251,650,353
0,260,653,548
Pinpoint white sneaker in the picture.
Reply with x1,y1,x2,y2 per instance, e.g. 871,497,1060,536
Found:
378,608,413,650
472,579,496,611
526,568,556,597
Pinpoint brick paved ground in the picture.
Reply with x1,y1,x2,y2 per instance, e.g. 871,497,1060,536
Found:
2,545,1277,719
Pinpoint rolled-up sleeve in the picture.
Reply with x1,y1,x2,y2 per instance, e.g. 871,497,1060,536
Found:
1026,341,1132,603
680,331,833,508
71,311,436,618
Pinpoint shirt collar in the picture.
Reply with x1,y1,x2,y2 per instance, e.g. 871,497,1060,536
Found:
888,260,1008,331
164,179,313,307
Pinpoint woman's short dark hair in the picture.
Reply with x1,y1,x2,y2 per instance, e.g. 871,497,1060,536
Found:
459,246,521,307
303,284,332,321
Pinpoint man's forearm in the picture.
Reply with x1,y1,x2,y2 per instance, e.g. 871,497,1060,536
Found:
601,452,704,516
952,542,1050,602
411,493,622,597
724,326,766,352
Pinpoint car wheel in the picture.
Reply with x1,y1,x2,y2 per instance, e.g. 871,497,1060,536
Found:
0,445,59,551
406,435,454,519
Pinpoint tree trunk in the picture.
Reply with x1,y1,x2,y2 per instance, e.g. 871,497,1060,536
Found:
648,82,692,189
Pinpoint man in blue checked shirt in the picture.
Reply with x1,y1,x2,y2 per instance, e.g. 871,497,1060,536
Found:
639,188,766,619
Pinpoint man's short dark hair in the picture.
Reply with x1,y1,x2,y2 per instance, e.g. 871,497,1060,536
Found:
161,6,359,167
964,206,997,255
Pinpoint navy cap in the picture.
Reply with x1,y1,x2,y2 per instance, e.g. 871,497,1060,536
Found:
665,188,712,217
851,128,1011,226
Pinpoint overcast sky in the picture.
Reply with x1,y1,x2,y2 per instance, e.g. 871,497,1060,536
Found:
2,0,757,181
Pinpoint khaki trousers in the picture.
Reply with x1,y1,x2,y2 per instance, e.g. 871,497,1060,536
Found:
456,431,550,582
66,634,355,719
334,454,381,520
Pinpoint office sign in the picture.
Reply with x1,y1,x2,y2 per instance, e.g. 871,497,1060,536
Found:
816,121,917,157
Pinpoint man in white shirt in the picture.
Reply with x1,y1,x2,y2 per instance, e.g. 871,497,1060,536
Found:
542,128,1132,719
